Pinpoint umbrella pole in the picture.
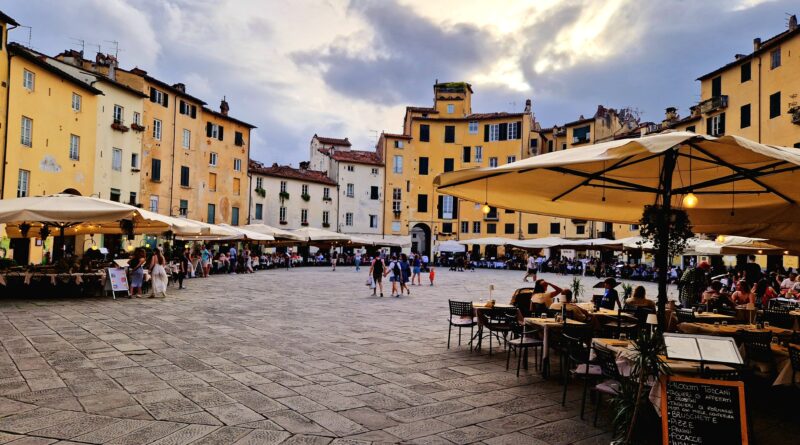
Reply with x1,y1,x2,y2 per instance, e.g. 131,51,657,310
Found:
655,149,678,329
54,225,66,262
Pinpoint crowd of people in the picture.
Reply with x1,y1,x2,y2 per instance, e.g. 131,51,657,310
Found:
367,252,435,298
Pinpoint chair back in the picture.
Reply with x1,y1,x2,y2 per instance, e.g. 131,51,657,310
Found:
788,344,800,373
485,307,518,333
512,288,535,317
593,346,622,380
449,300,473,318
531,302,548,317
736,330,774,363
563,323,594,343
701,366,741,381
562,333,590,364
763,308,793,329
676,309,695,324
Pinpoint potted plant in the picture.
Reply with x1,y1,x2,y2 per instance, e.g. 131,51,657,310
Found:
279,191,290,201
301,221,309,226
322,196,332,202
130,123,145,132
301,193,311,202
110,122,129,132
255,187,266,198
570,276,585,302
621,283,634,301
279,220,288,225
322,222,330,228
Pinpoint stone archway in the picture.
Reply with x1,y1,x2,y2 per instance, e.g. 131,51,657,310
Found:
411,223,431,257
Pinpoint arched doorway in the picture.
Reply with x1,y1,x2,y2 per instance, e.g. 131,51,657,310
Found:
411,223,431,257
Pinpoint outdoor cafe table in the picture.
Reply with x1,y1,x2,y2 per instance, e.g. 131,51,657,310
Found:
524,317,585,377
692,312,736,320
678,322,792,338
471,302,516,351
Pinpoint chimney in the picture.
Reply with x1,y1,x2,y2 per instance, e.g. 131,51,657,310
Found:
734,53,746,60
272,162,278,168
299,161,309,170
95,53,118,80
754,37,762,51
790,14,798,31
130,67,147,76
524,99,531,113
172,83,186,93
220,96,229,116
59,49,84,67
664,107,678,123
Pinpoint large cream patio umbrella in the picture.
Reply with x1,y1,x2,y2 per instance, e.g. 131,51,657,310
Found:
457,236,518,246
435,132,800,320
242,224,305,241
290,227,352,245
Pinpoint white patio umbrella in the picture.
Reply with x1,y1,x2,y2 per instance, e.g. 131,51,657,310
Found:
507,237,576,249
242,224,305,241
435,132,800,320
436,240,466,253
290,227,351,245
457,236,517,246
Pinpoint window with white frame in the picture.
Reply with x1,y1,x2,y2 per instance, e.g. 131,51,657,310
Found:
391,221,401,232
506,155,516,164
131,152,139,170
149,195,159,213
489,124,500,141
345,212,354,226
447,104,454,114
209,123,221,139
489,157,498,167
69,134,80,160
234,159,242,171
113,105,123,123
301,209,308,224
209,152,218,166
182,129,191,149
709,113,725,137
323,187,330,199
369,215,378,228
71,93,81,112
346,165,354,172
133,112,141,126
392,187,402,212
279,206,287,221
393,140,403,148
256,177,263,189
302,184,309,196
17,169,29,197
371,168,379,175
393,155,403,173
323,210,329,225
474,146,483,162
112,148,122,171
469,121,478,134
22,69,34,91
20,116,32,147
346,183,354,197
153,119,162,140
507,122,519,139
442,195,454,219
280,181,287,193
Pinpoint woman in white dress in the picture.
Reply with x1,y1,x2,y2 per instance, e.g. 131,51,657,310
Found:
149,247,168,298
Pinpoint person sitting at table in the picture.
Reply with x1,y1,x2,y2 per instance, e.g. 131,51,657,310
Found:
731,279,755,306
754,277,778,308
531,279,562,309
701,280,735,312
780,272,797,294
549,289,589,322
598,277,621,310
624,285,656,309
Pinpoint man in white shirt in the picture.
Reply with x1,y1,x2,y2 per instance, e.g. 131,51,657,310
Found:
523,255,537,282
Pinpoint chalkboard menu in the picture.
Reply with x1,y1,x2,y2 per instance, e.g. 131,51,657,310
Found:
661,376,748,445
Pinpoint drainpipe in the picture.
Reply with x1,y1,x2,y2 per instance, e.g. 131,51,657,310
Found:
757,54,762,143
1,50,15,199
168,93,177,216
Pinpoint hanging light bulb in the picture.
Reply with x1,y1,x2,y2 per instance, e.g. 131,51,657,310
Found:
715,235,726,244
481,203,491,215
682,192,699,208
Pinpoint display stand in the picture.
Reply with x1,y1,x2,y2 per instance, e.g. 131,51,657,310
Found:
105,267,129,300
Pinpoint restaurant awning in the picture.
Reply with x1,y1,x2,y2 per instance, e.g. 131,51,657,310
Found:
242,224,305,241
347,234,411,247
507,237,576,249
457,236,518,246
289,227,351,245
436,240,466,253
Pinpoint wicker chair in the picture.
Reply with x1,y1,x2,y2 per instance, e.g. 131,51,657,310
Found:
447,300,476,350
763,308,793,330
511,288,535,318
592,346,624,426
561,333,601,419
736,330,775,378
478,307,518,356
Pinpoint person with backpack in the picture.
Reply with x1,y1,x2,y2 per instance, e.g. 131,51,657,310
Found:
411,253,422,285
369,255,385,297
385,255,402,297
400,253,412,296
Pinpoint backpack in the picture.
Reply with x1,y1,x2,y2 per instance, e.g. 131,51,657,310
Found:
392,261,401,277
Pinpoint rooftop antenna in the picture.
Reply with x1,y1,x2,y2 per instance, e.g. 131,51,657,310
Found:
368,129,379,145
104,40,121,58
17,25,32,48
69,38,85,53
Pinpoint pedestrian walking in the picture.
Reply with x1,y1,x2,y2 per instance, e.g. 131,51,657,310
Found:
385,255,401,297
331,249,338,271
128,248,146,297
177,248,190,289
355,251,362,272
523,254,538,282
201,245,211,277
149,247,168,298
400,253,411,295
411,253,422,285
229,245,238,273
370,255,385,297
429,265,436,286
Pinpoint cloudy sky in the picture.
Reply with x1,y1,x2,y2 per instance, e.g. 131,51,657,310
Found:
5,0,795,164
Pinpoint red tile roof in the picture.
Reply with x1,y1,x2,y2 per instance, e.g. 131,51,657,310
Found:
314,135,351,146
329,150,383,166
382,132,412,140
406,106,438,114
466,112,526,119
249,160,336,185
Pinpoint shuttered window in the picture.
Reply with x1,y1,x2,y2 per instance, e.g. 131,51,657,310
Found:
444,125,455,143
419,124,430,142
769,92,781,119
419,157,429,175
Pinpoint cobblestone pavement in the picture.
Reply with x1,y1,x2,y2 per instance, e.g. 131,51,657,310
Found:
0,268,623,444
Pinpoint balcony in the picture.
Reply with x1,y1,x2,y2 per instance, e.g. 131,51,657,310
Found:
698,95,728,114
110,120,129,132
572,135,590,144
130,123,145,132
791,107,800,125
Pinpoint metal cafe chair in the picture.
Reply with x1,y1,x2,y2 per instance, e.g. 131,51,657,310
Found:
447,300,476,350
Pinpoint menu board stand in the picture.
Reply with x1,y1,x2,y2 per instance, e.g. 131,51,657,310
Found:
105,267,129,300
663,333,743,371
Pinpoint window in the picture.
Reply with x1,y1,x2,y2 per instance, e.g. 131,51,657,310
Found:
206,123,224,141
444,158,454,172
301,184,309,196
630,224,640,231
72,93,81,112
233,177,240,195
573,125,590,144
527,223,538,234
769,91,781,119
20,116,32,146
207,204,216,224
370,186,379,200
151,158,161,181
770,48,781,69
474,146,482,162
706,113,725,137
711,76,722,98
280,181,287,193
419,124,430,142
345,212,353,226
462,146,471,163
256,177,263,190
234,159,242,172
69,134,80,160
419,157,429,175
133,112,141,126
209,152,218,166
183,129,191,149
441,195,454,219
109,188,121,202
550,222,561,234
235,131,244,146
447,104,454,114
153,119,162,140
504,223,515,234
393,140,403,148
561,143,567,151
149,195,159,213
505,209,515,214
346,183,354,197
469,121,478,134
16,170,29,197
417,194,428,212
369,215,378,228
392,187,402,213
371,168,378,175
113,105,123,123
506,156,516,164
473,222,481,233
301,209,308,224
323,187,330,200
179,100,197,118
576,225,586,235
393,155,403,173
487,223,497,234
547,140,554,152
740,104,751,128
441,222,453,233
346,165,355,172
487,124,500,141
507,122,520,140
255,203,263,220
741,61,751,82
461,221,469,233
180,166,190,187
489,157,498,167
112,148,122,171
444,125,455,143
209,172,217,191
179,200,188,217
129,192,137,206
322,210,329,225
686,125,696,133
279,206,287,222
149,87,168,107
23,69,34,90
392,221,401,231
